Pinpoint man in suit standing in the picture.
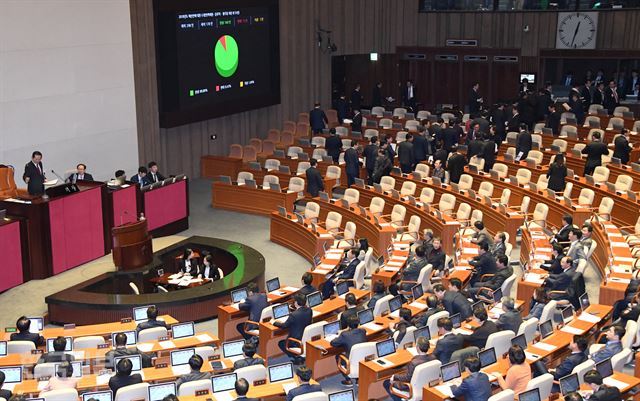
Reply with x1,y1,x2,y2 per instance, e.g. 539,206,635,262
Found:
305,159,324,197
592,82,605,106
546,103,561,136
451,357,492,401
468,83,483,115
130,166,150,187
507,107,521,133
491,233,507,258
384,337,434,401
10,317,44,346
613,129,632,164
581,80,593,109
446,147,467,184
286,366,322,401
461,306,498,349
552,215,573,244
584,370,621,401
309,103,328,134
350,84,363,112
23,150,46,195
363,137,379,185
136,306,168,333
344,140,360,187
397,134,415,173
515,125,532,160
495,297,523,333
331,315,367,385
412,128,429,164
565,229,587,267
336,94,349,124
176,355,211,390
325,128,342,163
491,104,507,146
404,80,417,112
581,131,608,176
234,378,259,401
351,109,363,131
434,280,473,320
339,293,362,329
372,82,383,108
109,358,143,397
233,342,265,370
433,317,464,364
66,163,94,183
590,326,624,363
603,80,620,115
236,283,269,340
147,162,165,184
275,293,313,363
442,120,459,153
467,130,484,158
37,336,74,364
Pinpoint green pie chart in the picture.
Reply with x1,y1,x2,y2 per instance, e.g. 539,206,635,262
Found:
214,35,239,78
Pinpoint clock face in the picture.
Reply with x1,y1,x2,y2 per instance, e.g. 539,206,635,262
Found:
556,12,598,49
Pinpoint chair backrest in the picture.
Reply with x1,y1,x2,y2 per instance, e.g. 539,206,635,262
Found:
326,109,338,126
588,104,603,115
287,146,303,158
633,120,640,133
535,174,549,191
353,261,367,290
469,156,485,171
289,177,305,194
379,118,393,129
420,187,435,204
539,300,558,324
622,320,637,349
417,264,433,292
587,128,603,141
552,139,568,153
592,166,610,184
409,361,442,401
249,138,263,153
516,169,532,185
292,392,329,401
394,107,407,117
265,159,281,171
312,148,328,160
614,175,633,192
34,362,57,379
608,116,625,128
370,197,385,215
525,373,553,400
478,182,494,198
416,110,431,120
229,144,243,158
371,106,385,117
450,346,480,366
583,115,600,128
493,163,509,178
242,146,257,162
194,346,216,362
281,131,295,146
572,359,595,383
343,221,356,241
611,348,633,370
178,379,213,397
598,197,614,219
517,317,538,344
458,174,473,190
262,175,279,188
325,212,342,231
439,194,456,214
415,163,430,176
344,188,360,204
41,389,80,401
390,204,406,224
563,182,573,198
335,126,349,137
456,203,471,222
267,129,281,142
73,335,105,349
532,203,548,224
347,342,377,378
364,129,379,139
137,327,168,343
380,176,396,192
528,150,544,165
373,294,395,316
407,215,421,234
578,188,595,206
305,202,320,220
326,166,341,181
235,365,268,384
561,112,575,124
237,171,254,185
341,139,352,149
7,340,35,354
427,311,449,336
488,389,515,401
486,330,515,356
400,181,417,196
312,136,326,148
520,196,530,214
501,274,517,298
297,161,311,175
560,125,577,137
296,122,309,137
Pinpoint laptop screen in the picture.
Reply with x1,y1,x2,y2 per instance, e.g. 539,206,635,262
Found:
450,313,461,329
579,293,590,310
518,388,541,401
539,320,554,339
376,339,396,358
441,361,461,382
561,306,574,323
0,366,22,383
82,391,113,401
114,355,142,372
0,341,6,357
212,373,237,392
511,334,527,350
329,390,355,401
148,382,177,401
336,281,350,296
170,348,195,366
171,322,195,339
112,331,137,346
596,358,613,378
358,308,374,325
413,325,430,341
267,277,280,292
307,292,323,308
231,288,248,303
388,296,403,313
559,373,580,395
273,304,290,320
26,317,44,333
471,301,485,312
54,361,82,378
493,288,503,303
222,340,245,358
323,321,340,337
133,306,154,322
478,347,497,368
47,337,73,352
411,285,424,300
269,362,294,382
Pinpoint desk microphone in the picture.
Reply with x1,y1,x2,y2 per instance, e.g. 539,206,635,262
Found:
51,169,66,183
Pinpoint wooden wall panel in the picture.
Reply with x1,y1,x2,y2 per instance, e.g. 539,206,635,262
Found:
130,0,640,177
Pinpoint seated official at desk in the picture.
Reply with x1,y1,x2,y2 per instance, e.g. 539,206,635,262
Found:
470,221,493,246
340,293,362,330
235,378,259,401
468,254,512,300
10,316,45,346
109,358,143,397
433,317,464,364
237,282,269,340
451,356,492,401
106,332,152,370
412,295,444,327
434,280,473,320
286,366,322,401
395,245,428,292
534,335,587,392
591,326,624,363
552,215,573,244
199,255,223,280
130,166,151,187
543,256,576,292
147,161,165,184
66,163,94,183
469,242,497,286
525,288,550,320
321,249,360,299
462,306,498,349
0,372,13,401
41,361,78,392
393,308,416,344
38,336,74,364
491,232,507,258
135,306,168,333
384,337,434,401
584,370,621,401
179,248,199,276
540,243,565,275
233,342,265,370
426,237,446,273
491,345,531,396
331,315,367,385
176,354,210,390
275,293,313,363
368,280,388,309
298,272,317,297
495,297,523,333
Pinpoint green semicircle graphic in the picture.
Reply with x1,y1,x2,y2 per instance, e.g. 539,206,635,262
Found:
214,35,239,78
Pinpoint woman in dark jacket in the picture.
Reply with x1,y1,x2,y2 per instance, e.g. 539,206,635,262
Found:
372,148,392,184
546,153,567,192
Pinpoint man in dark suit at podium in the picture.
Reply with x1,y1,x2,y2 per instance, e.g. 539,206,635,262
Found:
67,163,94,183
23,151,46,196
131,166,151,187
147,162,165,184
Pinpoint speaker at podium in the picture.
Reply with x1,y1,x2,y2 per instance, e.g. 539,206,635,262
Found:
112,219,153,270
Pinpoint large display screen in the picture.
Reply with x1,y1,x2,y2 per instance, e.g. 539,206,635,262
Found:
154,0,280,127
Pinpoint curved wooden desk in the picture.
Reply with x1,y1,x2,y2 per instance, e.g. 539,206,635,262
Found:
211,180,298,215
270,211,334,264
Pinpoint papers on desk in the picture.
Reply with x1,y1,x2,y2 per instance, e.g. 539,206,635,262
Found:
454,328,474,335
168,273,182,279
393,244,410,251
577,312,601,323
386,261,404,267
603,377,629,390
317,263,336,270
609,277,631,284
282,381,298,394
610,242,629,248
281,286,299,292
159,340,176,349
325,253,342,260
523,272,546,284
319,233,333,238
409,301,426,308
379,222,392,227
172,365,192,376
384,267,401,273
137,343,154,352
435,384,455,398
362,322,382,332
533,342,557,352
536,247,553,252
388,310,400,318
215,390,234,401
453,265,471,271
560,325,584,335
3,198,31,204
96,372,112,386
406,346,419,356
227,303,240,311
525,351,541,361
462,248,479,255
197,334,214,343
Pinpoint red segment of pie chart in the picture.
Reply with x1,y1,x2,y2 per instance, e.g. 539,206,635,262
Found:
219,35,227,50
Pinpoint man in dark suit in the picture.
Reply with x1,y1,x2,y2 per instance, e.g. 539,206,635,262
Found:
515,125,532,160
566,229,587,267
106,332,152,370
451,356,492,401
469,242,497,286
233,342,265,370
467,131,485,159
491,233,507,258
351,109,363,132
136,306,168,333
372,82,383,107
234,378,259,401
23,150,46,195
442,121,459,153
626,70,640,95
383,337,434,401
344,141,360,186
584,370,621,401
481,132,496,172
331,315,367,385
462,306,498,349
412,129,429,164
398,246,428,291
434,280,473,320
286,366,322,401
491,104,507,145
109,358,143,397
495,297,523,333
237,282,269,340
536,86,553,122
592,82,605,106
335,94,349,124
403,80,417,111
147,162,165,184
322,249,360,298
552,215,573,244
544,256,576,292
433,317,464,364
613,129,632,164
468,83,483,115
581,80,593,109
368,280,388,309
176,355,211,390
591,325,624,364
37,336,74,364
351,84,363,112
397,134,415,174
603,80,620,115
507,107,521,133
446,148,467,184
275,293,313,363
468,254,511,300
309,103,328,134
305,158,324,197
339,293,362,329
581,131,608,176
325,128,342,163
426,237,445,272
546,103,561,136
0,371,12,401
363,136,379,185
10,317,44,346
412,295,444,327
298,272,317,297
130,166,151,187
535,335,588,392
66,163,94,183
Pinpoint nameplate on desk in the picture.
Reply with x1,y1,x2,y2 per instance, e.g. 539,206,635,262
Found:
196,389,211,396
64,323,76,330
97,343,110,349
37,376,51,381
158,336,170,341
4,327,16,333
120,318,132,323
155,362,168,369
209,355,220,361
253,379,267,386
311,335,321,341
364,354,376,362
31,349,44,354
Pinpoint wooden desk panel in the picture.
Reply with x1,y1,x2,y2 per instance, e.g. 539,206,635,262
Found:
211,182,298,215
201,156,243,179
270,212,334,264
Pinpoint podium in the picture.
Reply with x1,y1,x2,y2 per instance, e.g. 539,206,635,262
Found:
112,220,153,270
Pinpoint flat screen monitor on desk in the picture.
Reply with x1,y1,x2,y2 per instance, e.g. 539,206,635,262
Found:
519,388,541,401
148,382,177,401
133,305,154,322
0,366,22,383
478,347,497,368
441,361,461,383
82,391,113,401
212,373,237,393
511,333,527,350
231,288,248,303
222,340,245,358
559,373,580,396
376,338,396,358
329,390,355,401
171,322,195,339
47,337,72,352
114,355,141,372
170,348,195,366
358,308,374,325
26,317,44,333
269,362,294,383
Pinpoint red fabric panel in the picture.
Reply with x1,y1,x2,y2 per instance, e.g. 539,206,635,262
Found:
112,185,138,227
0,221,24,291
49,187,105,274
144,180,188,231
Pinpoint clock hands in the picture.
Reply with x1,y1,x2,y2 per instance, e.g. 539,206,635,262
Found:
570,21,581,48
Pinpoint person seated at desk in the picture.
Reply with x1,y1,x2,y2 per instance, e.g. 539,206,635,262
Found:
298,272,317,297
135,305,168,333
40,361,78,392
495,297,523,334
468,254,512,300
10,316,44,346
235,378,259,401
368,280,387,309
147,161,165,184
331,315,367,385
451,356,492,401
433,317,464,364
176,354,210,389
412,229,434,256
178,248,199,276
38,336,74,364
0,371,13,400
543,256,576,292
525,287,550,320
540,243,565,275
552,215,573,244
591,326,625,364
434,280,473,320
426,237,446,273
584,370,622,401
461,305,498,349
581,223,594,251
383,337,434,401
468,242,497,287
114,169,127,183
109,358,143,397
286,366,322,401
106,332,152,370
66,163,94,183
233,342,264,370
321,248,360,299
162,395,179,401
492,345,531,396
393,308,415,344
470,221,493,246
237,282,269,341
534,335,587,391
275,293,313,364
339,293,362,330
412,295,443,327
130,166,151,187
199,255,223,281
491,232,507,258
565,393,584,401
395,245,428,292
